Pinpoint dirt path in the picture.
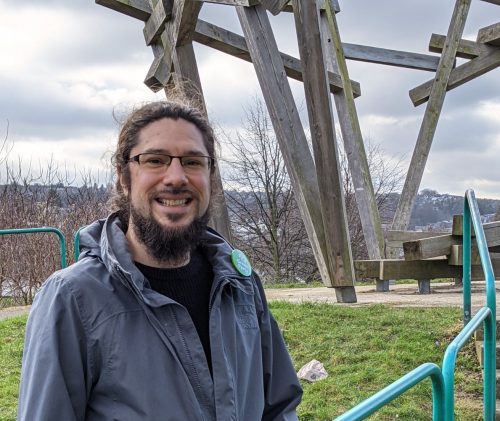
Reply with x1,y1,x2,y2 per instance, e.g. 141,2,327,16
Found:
0,305,31,321
1,281,498,321
264,281,499,310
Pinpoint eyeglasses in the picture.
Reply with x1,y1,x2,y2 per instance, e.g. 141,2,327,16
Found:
128,153,214,173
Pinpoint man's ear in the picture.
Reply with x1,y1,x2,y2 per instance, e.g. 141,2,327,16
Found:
119,172,129,196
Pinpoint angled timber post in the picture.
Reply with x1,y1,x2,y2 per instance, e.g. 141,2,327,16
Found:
172,43,234,241
292,0,356,300
236,3,356,302
95,0,232,240
318,0,385,261
391,0,472,231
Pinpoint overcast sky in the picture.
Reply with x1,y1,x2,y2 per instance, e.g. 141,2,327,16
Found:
0,0,499,199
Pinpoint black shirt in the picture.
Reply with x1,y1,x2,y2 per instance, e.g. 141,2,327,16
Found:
135,247,214,373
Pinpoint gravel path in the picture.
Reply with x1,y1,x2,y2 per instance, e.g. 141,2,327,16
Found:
1,281,498,321
264,281,499,310
0,305,31,321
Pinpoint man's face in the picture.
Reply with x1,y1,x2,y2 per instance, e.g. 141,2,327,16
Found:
122,117,211,237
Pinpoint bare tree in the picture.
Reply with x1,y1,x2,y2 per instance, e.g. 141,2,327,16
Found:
220,98,405,281
339,140,405,259
0,156,111,306
221,99,317,283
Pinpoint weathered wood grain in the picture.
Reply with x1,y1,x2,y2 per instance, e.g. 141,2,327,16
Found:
144,42,171,90
410,47,500,106
429,33,490,59
236,4,356,300
452,214,500,238
95,0,152,21
447,245,494,265
457,220,500,247
385,230,449,250
342,43,441,71
195,0,260,5
143,0,173,45
403,234,462,260
156,1,202,83
261,0,290,15
320,7,385,260
392,0,472,232
477,22,500,46
294,0,356,290
192,19,361,96
282,0,341,13
168,42,233,240
403,227,500,261
354,258,500,280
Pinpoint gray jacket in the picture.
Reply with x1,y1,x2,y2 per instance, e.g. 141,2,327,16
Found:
17,215,302,420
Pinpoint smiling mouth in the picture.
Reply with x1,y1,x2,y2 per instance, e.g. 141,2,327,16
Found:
156,198,192,206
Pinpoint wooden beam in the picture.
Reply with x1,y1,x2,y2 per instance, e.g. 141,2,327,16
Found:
194,20,439,75
409,47,500,106
392,0,472,231
194,0,260,5
385,230,450,243
481,0,500,4
452,215,500,237
282,0,341,13
143,0,173,45
155,1,202,82
429,33,489,59
168,42,234,241
452,216,500,246
192,19,361,97
236,4,356,301
385,230,449,249
403,234,462,260
342,43,441,72
95,0,152,21
294,0,357,291
447,245,500,265
144,42,171,90
404,223,500,261
354,258,500,280
319,7,385,260
261,0,290,15
477,22,500,46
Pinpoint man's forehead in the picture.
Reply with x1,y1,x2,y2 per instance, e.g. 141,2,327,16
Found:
135,118,207,150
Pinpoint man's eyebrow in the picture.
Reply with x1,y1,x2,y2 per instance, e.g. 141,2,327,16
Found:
140,148,208,156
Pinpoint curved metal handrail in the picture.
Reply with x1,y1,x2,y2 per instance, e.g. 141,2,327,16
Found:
334,363,445,420
0,227,67,268
333,189,496,420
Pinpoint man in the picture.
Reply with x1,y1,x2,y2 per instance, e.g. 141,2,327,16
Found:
17,101,302,420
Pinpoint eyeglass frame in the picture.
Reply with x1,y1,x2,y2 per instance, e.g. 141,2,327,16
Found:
127,152,215,173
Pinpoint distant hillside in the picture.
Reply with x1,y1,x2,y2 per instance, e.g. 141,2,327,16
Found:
383,189,500,230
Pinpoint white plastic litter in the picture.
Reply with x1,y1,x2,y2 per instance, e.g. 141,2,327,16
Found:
297,359,328,382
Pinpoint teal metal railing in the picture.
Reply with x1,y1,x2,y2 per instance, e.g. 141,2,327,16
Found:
334,189,496,420
73,226,86,262
0,227,67,268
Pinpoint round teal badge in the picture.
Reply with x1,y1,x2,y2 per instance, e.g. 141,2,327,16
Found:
231,249,252,277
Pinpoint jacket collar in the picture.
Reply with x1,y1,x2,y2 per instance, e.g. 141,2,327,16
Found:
78,214,254,304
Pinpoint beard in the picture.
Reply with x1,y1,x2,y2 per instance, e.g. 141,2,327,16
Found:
129,200,210,264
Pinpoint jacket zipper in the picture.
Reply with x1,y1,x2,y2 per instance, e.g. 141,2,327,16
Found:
116,265,215,420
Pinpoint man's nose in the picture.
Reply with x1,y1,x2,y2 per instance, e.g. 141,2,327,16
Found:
161,157,188,186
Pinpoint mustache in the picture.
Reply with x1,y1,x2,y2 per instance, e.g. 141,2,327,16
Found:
152,187,194,196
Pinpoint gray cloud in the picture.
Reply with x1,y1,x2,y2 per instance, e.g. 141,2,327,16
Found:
0,77,112,140
1,0,499,198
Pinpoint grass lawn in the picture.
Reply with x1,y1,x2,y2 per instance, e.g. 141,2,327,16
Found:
0,316,25,421
270,302,482,420
1,304,483,420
